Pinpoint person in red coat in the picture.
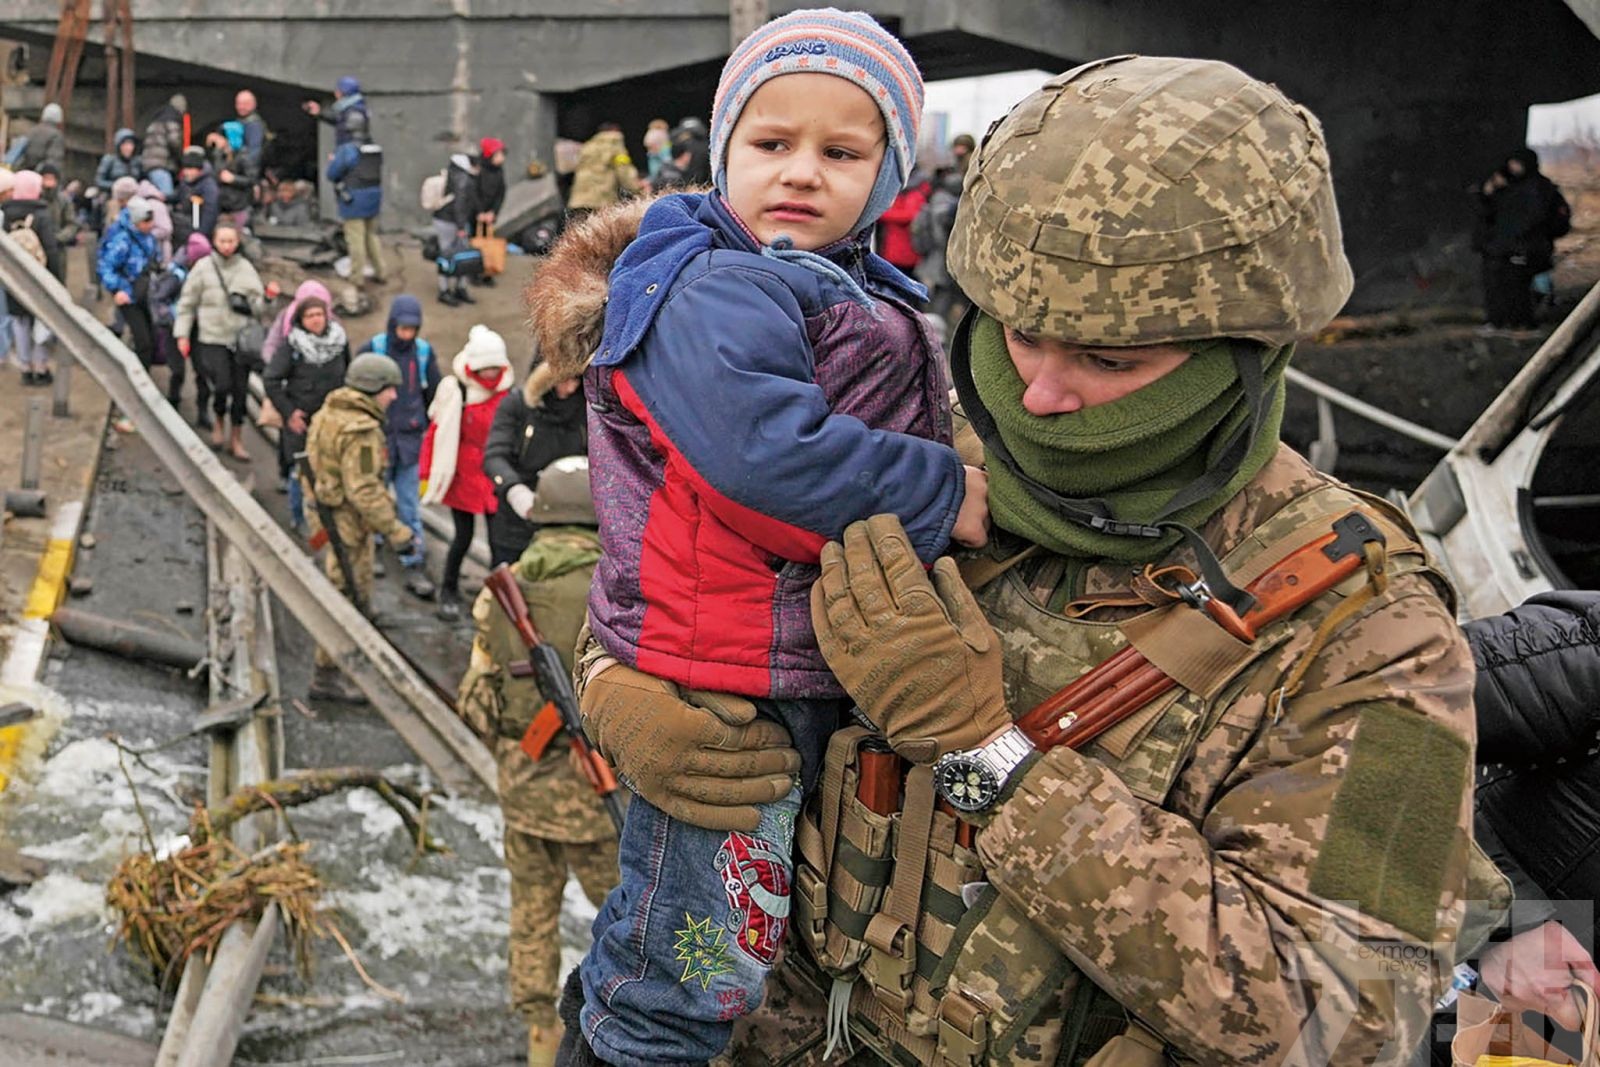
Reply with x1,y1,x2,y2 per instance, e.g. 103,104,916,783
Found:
875,172,929,273
420,324,513,620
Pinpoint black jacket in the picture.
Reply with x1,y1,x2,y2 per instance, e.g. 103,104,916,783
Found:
1468,591,1600,938
1474,152,1572,272
263,330,351,460
173,165,222,246
477,159,506,220
432,153,479,232
483,376,588,561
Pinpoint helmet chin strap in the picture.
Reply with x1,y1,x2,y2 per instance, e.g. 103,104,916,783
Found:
948,309,1264,617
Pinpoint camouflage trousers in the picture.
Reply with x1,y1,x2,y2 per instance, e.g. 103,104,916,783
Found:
310,508,374,668
505,825,619,1027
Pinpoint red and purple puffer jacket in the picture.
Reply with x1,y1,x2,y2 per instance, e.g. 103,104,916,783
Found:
585,193,963,700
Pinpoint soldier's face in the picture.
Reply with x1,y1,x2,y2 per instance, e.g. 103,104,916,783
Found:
376,386,398,410
724,73,887,251
1004,326,1191,415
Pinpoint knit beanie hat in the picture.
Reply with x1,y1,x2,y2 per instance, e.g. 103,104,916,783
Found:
181,146,207,169
11,170,42,201
337,76,361,96
112,175,139,202
480,137,505,160
185,232,212,263
456,324,510,374
126,196,155,223
41,103,63,125
710,8,923,234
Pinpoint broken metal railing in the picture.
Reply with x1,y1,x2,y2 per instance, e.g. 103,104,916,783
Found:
0,236,493,796
156,525,283,1067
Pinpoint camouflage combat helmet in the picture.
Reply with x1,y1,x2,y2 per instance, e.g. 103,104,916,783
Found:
947,55,1353,348
345,352,403,394
528,456,595,526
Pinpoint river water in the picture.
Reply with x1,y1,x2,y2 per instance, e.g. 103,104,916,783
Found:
0,430,594,1065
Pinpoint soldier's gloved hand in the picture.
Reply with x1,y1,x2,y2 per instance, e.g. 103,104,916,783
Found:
813,514,1011,764
506,484,536,520
579,663,801,832
388,525,415,552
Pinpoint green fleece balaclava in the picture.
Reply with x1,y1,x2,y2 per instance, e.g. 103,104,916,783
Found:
961,311,1290,563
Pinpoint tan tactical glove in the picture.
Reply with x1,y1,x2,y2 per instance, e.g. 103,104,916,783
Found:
813,514,1011,764
579,662,802,832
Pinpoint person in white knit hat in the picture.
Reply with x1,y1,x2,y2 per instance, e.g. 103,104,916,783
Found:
420,323,513,620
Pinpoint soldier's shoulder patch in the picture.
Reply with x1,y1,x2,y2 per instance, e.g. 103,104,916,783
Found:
612,153,633,167
1311,701,1469,940
359,445,374,474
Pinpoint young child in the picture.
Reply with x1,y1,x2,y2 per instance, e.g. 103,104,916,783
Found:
563,10,986,1063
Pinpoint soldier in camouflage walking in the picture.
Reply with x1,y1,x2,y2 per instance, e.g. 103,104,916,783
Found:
572,56,1494,1066
456,455,619,1067
303,353,414,703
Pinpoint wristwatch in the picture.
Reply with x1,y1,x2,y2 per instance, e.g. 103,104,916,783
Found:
932,727,1036,813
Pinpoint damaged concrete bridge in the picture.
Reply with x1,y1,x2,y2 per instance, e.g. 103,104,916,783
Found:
2,0,1598,304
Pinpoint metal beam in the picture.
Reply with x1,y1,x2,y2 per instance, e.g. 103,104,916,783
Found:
0,238,494,796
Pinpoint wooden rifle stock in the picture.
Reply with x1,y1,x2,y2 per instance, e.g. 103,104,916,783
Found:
485,564,626,832
1014,513,1385,753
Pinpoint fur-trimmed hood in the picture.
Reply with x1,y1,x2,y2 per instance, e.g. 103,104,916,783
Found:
525,193,664,382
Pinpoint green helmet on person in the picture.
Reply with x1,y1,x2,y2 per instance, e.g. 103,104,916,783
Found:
345,353,402,395
526,455,596,526
945,57,1355,613
947,55,1352,349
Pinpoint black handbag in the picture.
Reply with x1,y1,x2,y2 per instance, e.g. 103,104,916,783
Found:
213,259,266,366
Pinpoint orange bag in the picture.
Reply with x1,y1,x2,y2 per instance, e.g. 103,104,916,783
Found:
1452,981,1599,1067
471,222,507,277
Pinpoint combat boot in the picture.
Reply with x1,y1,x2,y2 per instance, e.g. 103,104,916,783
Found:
436,587,462,622
309,664,368,705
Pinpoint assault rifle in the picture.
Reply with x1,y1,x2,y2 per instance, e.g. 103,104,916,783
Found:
1015,511,1388,751
294,451,364,614
484,564,626,833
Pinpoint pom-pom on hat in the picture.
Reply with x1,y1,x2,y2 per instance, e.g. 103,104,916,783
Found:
710,7,923,234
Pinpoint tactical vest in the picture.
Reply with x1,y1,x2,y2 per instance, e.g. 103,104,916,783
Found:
787,480,1455,1067
347,142,383,190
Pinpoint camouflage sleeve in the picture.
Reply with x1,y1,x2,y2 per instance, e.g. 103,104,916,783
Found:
976,573,1476,1066
339,427,407,539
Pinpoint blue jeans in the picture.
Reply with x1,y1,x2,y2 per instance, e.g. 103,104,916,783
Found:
388,461,424,564
287,476,305,529
579,696,845,1065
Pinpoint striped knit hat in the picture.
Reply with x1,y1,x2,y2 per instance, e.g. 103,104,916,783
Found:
711,8,923,234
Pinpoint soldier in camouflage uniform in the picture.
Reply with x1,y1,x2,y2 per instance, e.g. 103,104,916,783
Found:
574,56,1497,1066
456,455,619,1067
565,125,639,216
303,353,414,702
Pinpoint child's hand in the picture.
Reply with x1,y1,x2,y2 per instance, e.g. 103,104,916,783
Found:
951,465,990,548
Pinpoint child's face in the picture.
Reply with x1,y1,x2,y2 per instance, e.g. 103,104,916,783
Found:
395,325,419,342
724,73,886,251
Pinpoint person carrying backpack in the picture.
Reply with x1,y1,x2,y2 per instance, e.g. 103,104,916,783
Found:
141,93,188,198
2,170,62,384
429,151,479,306
358,294,440,596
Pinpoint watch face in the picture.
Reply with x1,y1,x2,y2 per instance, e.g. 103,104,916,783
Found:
936,757,998,813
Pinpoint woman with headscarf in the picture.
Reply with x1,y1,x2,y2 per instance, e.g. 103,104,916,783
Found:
174,221,274,458
420,324,512,620
264,295,350,532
